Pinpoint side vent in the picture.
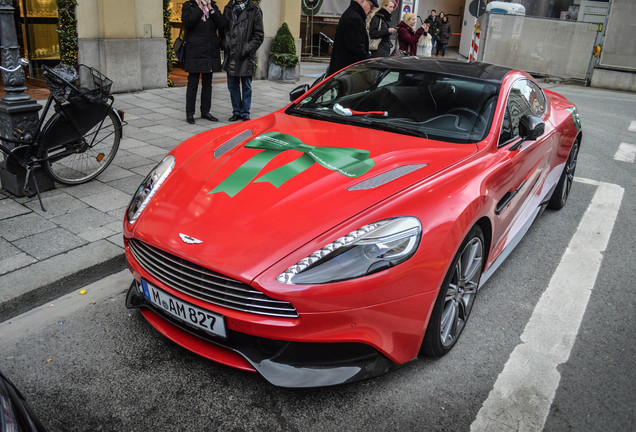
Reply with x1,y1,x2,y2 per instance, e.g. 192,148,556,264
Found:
347,164,428,191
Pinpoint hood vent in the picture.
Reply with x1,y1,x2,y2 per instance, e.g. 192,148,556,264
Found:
214,129,253,159
347,164,428,191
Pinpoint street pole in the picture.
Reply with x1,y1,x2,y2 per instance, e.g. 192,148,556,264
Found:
0,0,53,196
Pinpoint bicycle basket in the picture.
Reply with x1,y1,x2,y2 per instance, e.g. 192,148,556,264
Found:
75,64,113,102
43,64,112,105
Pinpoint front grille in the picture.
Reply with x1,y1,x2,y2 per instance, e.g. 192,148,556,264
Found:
129,239,298,318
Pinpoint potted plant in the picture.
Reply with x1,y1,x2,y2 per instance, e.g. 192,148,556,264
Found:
268,23,299,81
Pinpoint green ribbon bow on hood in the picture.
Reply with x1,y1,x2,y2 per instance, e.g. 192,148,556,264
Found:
209,132,375,197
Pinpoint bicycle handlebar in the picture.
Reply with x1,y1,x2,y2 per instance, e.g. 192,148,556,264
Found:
0,58,29,73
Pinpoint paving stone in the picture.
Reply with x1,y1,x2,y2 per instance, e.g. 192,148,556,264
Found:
107,233,125,248
50,207,118,234
0,213,56,241
0,251,36,276
61,181,119,199
127,145,169,159
106,206,128,219
0,239,36,275
78,226,118,242
145,136,182,150
93,165,135,183
13,227,87,260
130,163,157,176
0,199,30,220
112,151,153,170
119,137,149,150
106,175,144,196
80,188,132,212
24,191,88,218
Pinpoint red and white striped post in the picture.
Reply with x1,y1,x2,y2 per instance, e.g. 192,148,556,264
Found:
469,24,481,61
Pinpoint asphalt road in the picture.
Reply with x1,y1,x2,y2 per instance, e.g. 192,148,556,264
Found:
0,83,634,431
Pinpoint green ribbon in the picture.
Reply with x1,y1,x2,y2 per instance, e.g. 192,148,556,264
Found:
208,132,375,197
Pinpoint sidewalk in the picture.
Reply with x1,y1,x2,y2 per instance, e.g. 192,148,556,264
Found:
0,62,328,321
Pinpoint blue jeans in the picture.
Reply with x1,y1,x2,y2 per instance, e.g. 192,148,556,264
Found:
227,76,252,117
431,35,437,55
436,43,447,57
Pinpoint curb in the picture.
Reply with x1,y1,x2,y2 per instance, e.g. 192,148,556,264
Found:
0,242,127,322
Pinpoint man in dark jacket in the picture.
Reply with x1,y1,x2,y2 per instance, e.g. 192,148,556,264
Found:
424,10,439,56
221,0,264,121
327,0,378,76
182,0,226,124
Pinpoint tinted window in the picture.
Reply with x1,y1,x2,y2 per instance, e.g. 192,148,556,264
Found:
287,64,500,144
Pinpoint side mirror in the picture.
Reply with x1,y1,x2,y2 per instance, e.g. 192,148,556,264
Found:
289,84,309,102
519,114,545,141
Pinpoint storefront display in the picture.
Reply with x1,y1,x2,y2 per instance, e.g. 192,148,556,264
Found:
17,0,60,79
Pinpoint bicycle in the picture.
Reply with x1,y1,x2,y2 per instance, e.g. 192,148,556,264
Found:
0,60,125,210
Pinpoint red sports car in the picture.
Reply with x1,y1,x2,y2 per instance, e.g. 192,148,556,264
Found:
124,58,581,388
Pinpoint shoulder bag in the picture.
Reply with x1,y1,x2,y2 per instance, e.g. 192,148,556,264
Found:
173,27,187,62
368,17,382,51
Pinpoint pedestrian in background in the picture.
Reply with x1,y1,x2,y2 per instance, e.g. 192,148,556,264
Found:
182,0,226,124
221,0,264,121
368,0,397,58
424,9,439,56
397,12,428,56
327,0,379,75
436,14,451,57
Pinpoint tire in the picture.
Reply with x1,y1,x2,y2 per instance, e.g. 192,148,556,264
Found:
43,108,121,185
422,225,485,357
548,140,579,210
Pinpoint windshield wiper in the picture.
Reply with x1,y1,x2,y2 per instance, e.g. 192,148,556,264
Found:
333,103,388,118
287,107,334,121
362,119,429,139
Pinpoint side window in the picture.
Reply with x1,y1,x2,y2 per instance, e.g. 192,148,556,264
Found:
499,80,535,145
500,106,513,143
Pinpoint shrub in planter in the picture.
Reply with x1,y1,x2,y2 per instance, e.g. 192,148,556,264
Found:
269,23,299,81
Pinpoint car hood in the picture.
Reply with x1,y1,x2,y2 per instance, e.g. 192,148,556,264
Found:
132,112,477,282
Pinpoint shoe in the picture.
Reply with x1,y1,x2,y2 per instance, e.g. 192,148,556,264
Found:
228,114,242,122
202,113,219,122
241,115,251,121
186,115,195,124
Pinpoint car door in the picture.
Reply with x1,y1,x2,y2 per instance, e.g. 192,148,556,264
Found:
487,78,557,259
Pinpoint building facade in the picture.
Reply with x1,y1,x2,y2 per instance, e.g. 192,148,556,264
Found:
5,0,300,92
74,0,301,93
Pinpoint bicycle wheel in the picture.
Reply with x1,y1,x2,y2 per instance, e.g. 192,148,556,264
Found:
42,108,121,185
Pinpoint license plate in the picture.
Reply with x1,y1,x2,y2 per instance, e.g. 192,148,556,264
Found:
141,279,227,339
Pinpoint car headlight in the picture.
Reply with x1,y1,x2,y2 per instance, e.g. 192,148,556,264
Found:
277,217,421,285
126,155,175,224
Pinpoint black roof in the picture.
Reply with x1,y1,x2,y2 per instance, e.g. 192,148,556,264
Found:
360,57,513,84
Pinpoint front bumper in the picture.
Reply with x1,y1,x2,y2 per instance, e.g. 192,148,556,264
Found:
126,280,403,388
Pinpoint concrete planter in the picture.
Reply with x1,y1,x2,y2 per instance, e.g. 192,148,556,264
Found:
268,62,299,81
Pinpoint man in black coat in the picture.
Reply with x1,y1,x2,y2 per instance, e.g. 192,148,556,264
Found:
424,10,440,56
182,0,226,124
327,0,379,76
221,0,264,122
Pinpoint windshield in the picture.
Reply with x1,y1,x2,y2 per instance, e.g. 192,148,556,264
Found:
286,64,500,144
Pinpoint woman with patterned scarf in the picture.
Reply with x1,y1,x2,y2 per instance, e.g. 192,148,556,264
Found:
182,0,227,124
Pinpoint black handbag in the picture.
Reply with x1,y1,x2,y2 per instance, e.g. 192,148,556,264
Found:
173,27,186,62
